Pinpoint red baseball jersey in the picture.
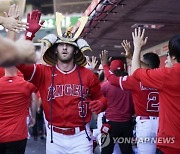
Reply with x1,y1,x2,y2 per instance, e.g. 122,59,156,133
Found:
133,64,180,150
0,76,36,142
17,64,107,128
103,65,159,117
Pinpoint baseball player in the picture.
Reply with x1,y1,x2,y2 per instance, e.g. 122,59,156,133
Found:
101,60,134,154
100,47,160,153
0,6,37,153
131,28,180,154
16,11,107,154
0,66,36,154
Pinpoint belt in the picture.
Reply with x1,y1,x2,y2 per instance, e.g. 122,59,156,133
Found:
48,124,85,135
140,116,158,120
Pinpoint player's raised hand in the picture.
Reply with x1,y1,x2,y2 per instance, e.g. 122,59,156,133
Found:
2,4,27,33
5,4,22,39
5,4,20,20
87,56,98,70
132,27,148,50
99,50,109,65
121,40,132,59
25,10,45,40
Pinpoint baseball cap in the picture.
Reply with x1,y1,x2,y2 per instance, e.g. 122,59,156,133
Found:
110,60,124,71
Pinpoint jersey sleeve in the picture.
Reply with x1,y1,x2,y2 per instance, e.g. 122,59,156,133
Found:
119,75,139,91
133,68,165,90
27,82,37,94
103,64,121,86
16,64,44,89
103,64,138,91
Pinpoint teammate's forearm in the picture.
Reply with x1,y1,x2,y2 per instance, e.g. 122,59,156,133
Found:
131,47,141,74
103,64,111,78
15,36,36,64
31,93,37,120
7,30,16,41
0,35,36,66
125,51,133,60
0,36,19,66
103,64,119,87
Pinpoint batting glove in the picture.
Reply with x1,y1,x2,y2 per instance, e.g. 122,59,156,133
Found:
89,100,104,114
25,10,45,40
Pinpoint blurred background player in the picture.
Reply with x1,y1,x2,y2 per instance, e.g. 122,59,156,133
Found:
100,59,134,154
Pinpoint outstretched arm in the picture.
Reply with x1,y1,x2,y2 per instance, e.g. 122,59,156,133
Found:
6,4,21,40
86,56,98,71
99,50,120,86
121,40,132,59
121,38,150,72
0,4,27,33
0,35,36,67
131,27,148,74
28,92,37,127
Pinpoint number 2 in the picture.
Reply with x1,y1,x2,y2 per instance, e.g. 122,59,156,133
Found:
147,92,159,112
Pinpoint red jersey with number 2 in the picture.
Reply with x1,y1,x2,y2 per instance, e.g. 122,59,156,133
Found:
103,65,159,117
119,76,159,116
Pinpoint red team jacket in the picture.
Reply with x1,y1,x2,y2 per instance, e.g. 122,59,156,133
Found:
103,65,159,117
133,63,180,152
101,80,134,122
17,64,107,128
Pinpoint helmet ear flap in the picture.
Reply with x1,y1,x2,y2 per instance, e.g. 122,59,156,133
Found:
74,47,79,55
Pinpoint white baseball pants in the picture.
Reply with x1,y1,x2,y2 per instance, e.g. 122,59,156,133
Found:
136,116,159,154
46,125,93,154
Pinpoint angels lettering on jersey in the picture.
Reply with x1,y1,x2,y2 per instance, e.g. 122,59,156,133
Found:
47,84,89,101
47,84,90,118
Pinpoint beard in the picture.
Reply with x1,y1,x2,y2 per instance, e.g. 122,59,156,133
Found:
57,51,74,63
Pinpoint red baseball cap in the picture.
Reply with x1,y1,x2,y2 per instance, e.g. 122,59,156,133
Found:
110,60,124,71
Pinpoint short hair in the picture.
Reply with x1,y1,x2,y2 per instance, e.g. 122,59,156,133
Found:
143,52,160,69
168,35,180,62
99,71,104,82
